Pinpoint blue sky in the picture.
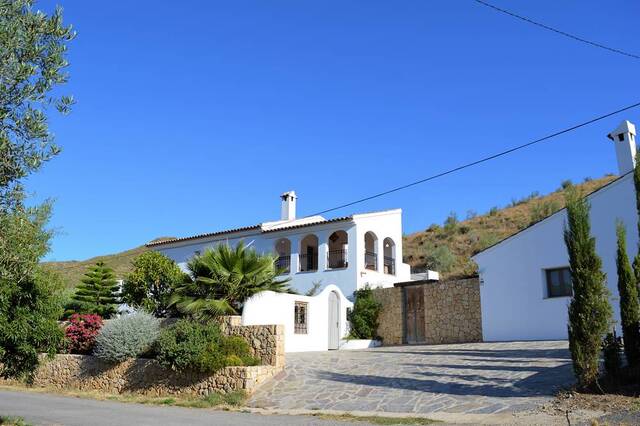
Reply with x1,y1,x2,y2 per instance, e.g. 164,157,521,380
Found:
29,0,640,261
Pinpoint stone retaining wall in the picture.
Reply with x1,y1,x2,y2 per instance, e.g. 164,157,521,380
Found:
217,316,284,368
2,354,278,396
373,277,482,345
2,319,285,397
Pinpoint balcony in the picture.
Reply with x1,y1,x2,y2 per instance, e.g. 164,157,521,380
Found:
275,255,291,274
383,256,395,275
365,251,377,271
299,253,318,272
328,249,348,269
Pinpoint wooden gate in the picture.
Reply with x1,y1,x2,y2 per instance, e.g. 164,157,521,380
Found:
403,285,426,344
328,291,340,350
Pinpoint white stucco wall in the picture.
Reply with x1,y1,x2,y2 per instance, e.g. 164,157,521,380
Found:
152,209,411,299
241,285,353,352
353,210,412,290
473,174,637,342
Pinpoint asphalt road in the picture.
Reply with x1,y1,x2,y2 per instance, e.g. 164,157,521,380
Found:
0,390,368,426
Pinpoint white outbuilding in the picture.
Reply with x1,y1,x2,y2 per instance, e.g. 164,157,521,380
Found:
242,284,353,352
473,120,638,342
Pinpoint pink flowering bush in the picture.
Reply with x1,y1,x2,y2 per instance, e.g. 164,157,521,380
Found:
65,314,103,354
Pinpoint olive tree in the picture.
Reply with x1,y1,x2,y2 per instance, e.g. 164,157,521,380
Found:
0,0,74,379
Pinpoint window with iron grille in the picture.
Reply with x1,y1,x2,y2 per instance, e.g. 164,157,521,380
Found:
294,301,308,334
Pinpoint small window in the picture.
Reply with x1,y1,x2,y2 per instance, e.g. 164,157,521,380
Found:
545,267,573,298
294,301,308,334
618,133,625,142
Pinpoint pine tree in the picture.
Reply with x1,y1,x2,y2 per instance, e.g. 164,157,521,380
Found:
72,262,120,318
564,188,612,388
615,221,640,367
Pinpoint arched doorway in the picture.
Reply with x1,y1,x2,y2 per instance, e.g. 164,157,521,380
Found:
328,291,340,350
327,230,348,269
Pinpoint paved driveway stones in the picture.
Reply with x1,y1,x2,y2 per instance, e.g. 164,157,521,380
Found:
249,341,574,415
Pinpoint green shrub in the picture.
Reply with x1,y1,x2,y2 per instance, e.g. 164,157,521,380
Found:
422,243,456,273
529,200,561,225
488,206,499,216
224,354,243,366
121,252,185,317
93,311,160,362
155,320,220,371
220,336,260,366
560,179,574,190
348,287,381,340
443,212,458,234
154,320,258,373
602,332,623,378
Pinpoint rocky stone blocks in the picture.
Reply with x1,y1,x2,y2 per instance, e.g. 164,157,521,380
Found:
373,277,482,345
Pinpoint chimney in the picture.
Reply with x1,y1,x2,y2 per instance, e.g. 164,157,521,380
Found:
280,191,297,221
607,120,637,175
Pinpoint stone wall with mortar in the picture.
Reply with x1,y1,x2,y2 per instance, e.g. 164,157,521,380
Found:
423,277,482,344
1,354,278,396
372,287,403,345
216,316,284,368
373,277,482,345
2,319,286,397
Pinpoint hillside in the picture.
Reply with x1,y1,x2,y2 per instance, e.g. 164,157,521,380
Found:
41,237,174,288
402,175,618,280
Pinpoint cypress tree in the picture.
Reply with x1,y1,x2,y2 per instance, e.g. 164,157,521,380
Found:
633,161,640,285
564,188,612,388
72,262,120,318
615,221,640,367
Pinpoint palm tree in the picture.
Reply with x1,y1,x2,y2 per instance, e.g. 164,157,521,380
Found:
170,242,291,321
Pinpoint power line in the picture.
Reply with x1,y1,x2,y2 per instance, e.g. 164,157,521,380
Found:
473,0,640,61
309,101,640,217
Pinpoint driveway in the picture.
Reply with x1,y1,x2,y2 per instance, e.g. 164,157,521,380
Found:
249,341,574,415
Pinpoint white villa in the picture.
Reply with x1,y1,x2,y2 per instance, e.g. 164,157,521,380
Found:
473,120,638,342
148,193,414,351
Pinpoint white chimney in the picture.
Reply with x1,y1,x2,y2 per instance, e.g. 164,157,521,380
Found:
607,120,637,175
280,191,297,221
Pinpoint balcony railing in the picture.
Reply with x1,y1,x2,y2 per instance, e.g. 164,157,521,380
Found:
275,255,291,274
383,256,395,275
328,249,348,269
299,253,318,272
365,251,377,271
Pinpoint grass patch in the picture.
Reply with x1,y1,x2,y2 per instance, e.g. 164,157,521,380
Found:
311,413,439,425
102,391,247,409
0,416,31,426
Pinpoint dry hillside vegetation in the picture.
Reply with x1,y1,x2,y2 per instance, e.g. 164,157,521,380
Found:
41,238,174,288
403,175,618,280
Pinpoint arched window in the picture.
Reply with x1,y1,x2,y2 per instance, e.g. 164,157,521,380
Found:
327,230,348,269
274,238,291,274
364,231,378,271
383,237,395,275
299,234,319,272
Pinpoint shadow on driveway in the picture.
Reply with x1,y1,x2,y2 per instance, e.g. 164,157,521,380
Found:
317,363,571,398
